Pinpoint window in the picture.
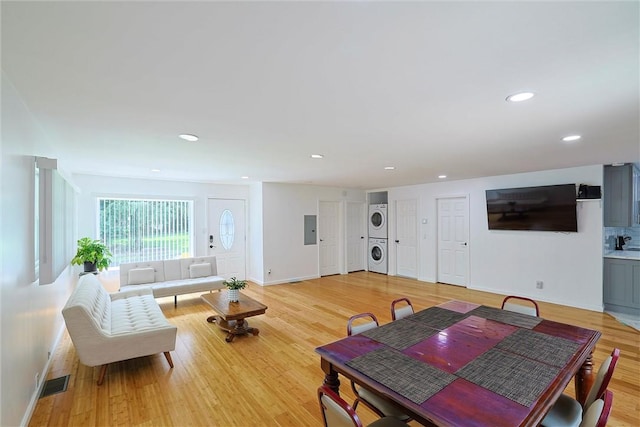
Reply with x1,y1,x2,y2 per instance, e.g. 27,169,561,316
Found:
34,161,39,281
98,198,193,266
35,156,76,285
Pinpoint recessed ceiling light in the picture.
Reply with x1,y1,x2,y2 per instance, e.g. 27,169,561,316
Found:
310,154,324,159
384,166,395,170
151,169,161,173
178,134,199,142
438,175,447,179
506,92,535,102
241,176,249,179
562,135,581,142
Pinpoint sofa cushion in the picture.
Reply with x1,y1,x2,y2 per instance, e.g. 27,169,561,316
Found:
163,259,182,281
128,277,225,299
180,256,218,279
111,293,173,334
63,274,112,334
189,262,212,278
128,267,155,285
119,256,223,299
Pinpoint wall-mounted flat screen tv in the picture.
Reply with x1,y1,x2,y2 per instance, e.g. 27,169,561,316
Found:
486,184,577,232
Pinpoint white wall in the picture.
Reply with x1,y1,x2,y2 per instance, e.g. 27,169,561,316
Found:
74,175,249,257
260,183,366,285
247,183,264,284
387,165,604,311
1,73,78,427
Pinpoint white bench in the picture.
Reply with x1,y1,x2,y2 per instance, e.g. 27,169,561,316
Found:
119,256,225,306
62,273,177,385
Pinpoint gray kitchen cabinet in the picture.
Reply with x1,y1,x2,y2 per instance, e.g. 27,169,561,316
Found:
603,164,639,227
604,257,640,315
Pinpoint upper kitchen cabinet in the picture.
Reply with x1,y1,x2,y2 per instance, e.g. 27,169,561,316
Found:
604,164,640,227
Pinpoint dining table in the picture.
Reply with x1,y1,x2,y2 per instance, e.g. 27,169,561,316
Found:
315,300,601,426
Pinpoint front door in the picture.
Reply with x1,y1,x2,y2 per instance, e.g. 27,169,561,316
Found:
207,199,246,280
437,196,469,286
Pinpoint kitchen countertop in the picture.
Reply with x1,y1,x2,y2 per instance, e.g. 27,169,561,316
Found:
604,249,640,260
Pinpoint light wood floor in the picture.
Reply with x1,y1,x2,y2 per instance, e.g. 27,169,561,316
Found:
30,272,639,426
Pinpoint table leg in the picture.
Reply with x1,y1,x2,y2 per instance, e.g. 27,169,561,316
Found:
207,316,259,342
575,351,595,406
321,358,340,394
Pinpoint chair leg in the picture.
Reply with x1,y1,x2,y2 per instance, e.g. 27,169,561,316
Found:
174,295,177,307
359,397,388,419
97,364,108,385
164,351,174,368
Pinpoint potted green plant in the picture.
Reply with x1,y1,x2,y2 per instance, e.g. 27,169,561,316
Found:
223,277,247,302
70,237,113,273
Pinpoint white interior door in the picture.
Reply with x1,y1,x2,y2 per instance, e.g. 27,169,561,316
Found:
437,197,469,286
347,202,366,272
395,199,418,278
208,199,246,280
319,201,340,276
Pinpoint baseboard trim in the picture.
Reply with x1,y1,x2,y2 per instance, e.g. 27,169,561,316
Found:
20,324,66,427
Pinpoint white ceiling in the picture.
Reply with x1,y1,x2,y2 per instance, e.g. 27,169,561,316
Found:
2,1,639,189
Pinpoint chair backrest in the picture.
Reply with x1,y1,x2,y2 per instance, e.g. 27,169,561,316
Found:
501,296,540,316
579,390,613,427
347,312,379,336
584,348,620,409
318,385,363,427
391,298,414,320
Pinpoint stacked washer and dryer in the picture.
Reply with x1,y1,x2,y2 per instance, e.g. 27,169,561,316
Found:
368,204,388,274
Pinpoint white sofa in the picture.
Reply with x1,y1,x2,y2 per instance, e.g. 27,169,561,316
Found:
62,273,177,385
119,256,225,306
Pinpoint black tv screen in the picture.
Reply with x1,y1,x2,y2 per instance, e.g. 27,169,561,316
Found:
486,184,577,232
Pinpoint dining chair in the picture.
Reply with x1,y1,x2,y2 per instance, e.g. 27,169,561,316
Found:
390,298,414,320
578,390,613,427
541,348,620,427
501,295,540,316
317,385,409,427
347,312,380,336
346,313,411,422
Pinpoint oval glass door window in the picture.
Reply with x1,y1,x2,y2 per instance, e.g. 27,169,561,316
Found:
371,245,382,261
371,212,383,228
219,209,235,250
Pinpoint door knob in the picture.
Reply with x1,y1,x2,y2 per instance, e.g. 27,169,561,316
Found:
395,240,400,243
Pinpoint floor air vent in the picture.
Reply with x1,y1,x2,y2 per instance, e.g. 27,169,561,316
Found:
40,375,69,398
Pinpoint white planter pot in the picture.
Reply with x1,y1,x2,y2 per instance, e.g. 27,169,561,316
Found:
227,289,239,302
